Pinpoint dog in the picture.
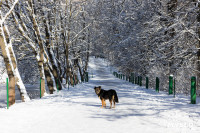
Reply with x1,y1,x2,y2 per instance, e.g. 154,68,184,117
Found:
94,86,119,108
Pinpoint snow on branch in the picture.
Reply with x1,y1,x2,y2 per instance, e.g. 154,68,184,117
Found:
0,0,19,24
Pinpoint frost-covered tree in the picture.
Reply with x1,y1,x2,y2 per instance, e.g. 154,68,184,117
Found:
0,0,94,106
0,0,30,106
90,0,200,95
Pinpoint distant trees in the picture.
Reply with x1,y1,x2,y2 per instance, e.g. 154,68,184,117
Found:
91,0,200,94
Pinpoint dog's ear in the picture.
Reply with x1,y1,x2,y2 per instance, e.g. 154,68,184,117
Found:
94,86,96,89
99,86,101,89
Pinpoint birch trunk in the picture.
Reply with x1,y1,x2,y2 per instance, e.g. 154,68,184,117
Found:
44,17,62,90
77,59,84,82
65,0,72,85
1,0,30,102
43,62,54,94
12,3,54,95
28,0,46,96
82,6,90,72
0,26,15,106
85,42,90,72
3,25,30,102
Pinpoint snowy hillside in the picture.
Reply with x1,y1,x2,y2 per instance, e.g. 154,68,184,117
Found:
0,57,200,133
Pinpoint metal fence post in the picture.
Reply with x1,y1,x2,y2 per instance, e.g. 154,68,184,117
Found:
191,76,196,104
169,76,173,95
156,77,159,92
146,77,149,89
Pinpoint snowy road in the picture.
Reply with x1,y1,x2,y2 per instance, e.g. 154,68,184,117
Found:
0,57,200,133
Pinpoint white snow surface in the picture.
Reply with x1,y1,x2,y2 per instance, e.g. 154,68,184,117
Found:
0,57,200,133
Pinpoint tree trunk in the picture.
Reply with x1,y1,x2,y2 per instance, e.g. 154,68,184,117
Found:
28,0,46,97
9,47,30,102
8,75,15,106
0,26,15,106
2,25,30,102
66,0,72,86
81,6,89,72
85,42,90,72
77,59,84,82
167,0,177,75
44,63,54,94
44,17,62,90
196,1,200,92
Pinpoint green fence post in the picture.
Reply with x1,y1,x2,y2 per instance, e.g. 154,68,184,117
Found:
57,79,59,92
40,78,41,98
139,76,142,86
73,76,75,87
138,76,140,85
87,72,89,82
169,76,173,95
174,79,176,98
85,72,89,82
77,76,79,85
135,76,137,85
156,77,159,92
131,73,134,84
136,76,138,85
191,76,196,104
81,74,84,82
135,76,137,84
68,81,69,90
7,78,9,109
146,77,149,89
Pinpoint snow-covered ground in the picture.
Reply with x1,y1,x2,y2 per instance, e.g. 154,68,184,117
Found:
0,57,200,133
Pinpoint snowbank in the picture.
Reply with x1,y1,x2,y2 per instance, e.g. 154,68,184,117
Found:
0,57,199,133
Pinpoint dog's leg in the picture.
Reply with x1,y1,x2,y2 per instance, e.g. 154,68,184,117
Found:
112,96,115,108
109,99,112,109
103,100,106,107
101,99,104,108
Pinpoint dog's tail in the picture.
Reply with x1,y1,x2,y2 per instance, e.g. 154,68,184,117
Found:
114,90,119,103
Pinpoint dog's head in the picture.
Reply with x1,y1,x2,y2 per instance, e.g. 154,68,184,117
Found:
94,86,101,95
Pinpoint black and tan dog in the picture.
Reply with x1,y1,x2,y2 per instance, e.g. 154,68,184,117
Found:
94,86,119,108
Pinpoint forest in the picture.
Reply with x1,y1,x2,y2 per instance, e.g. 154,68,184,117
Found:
0,0,200,107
